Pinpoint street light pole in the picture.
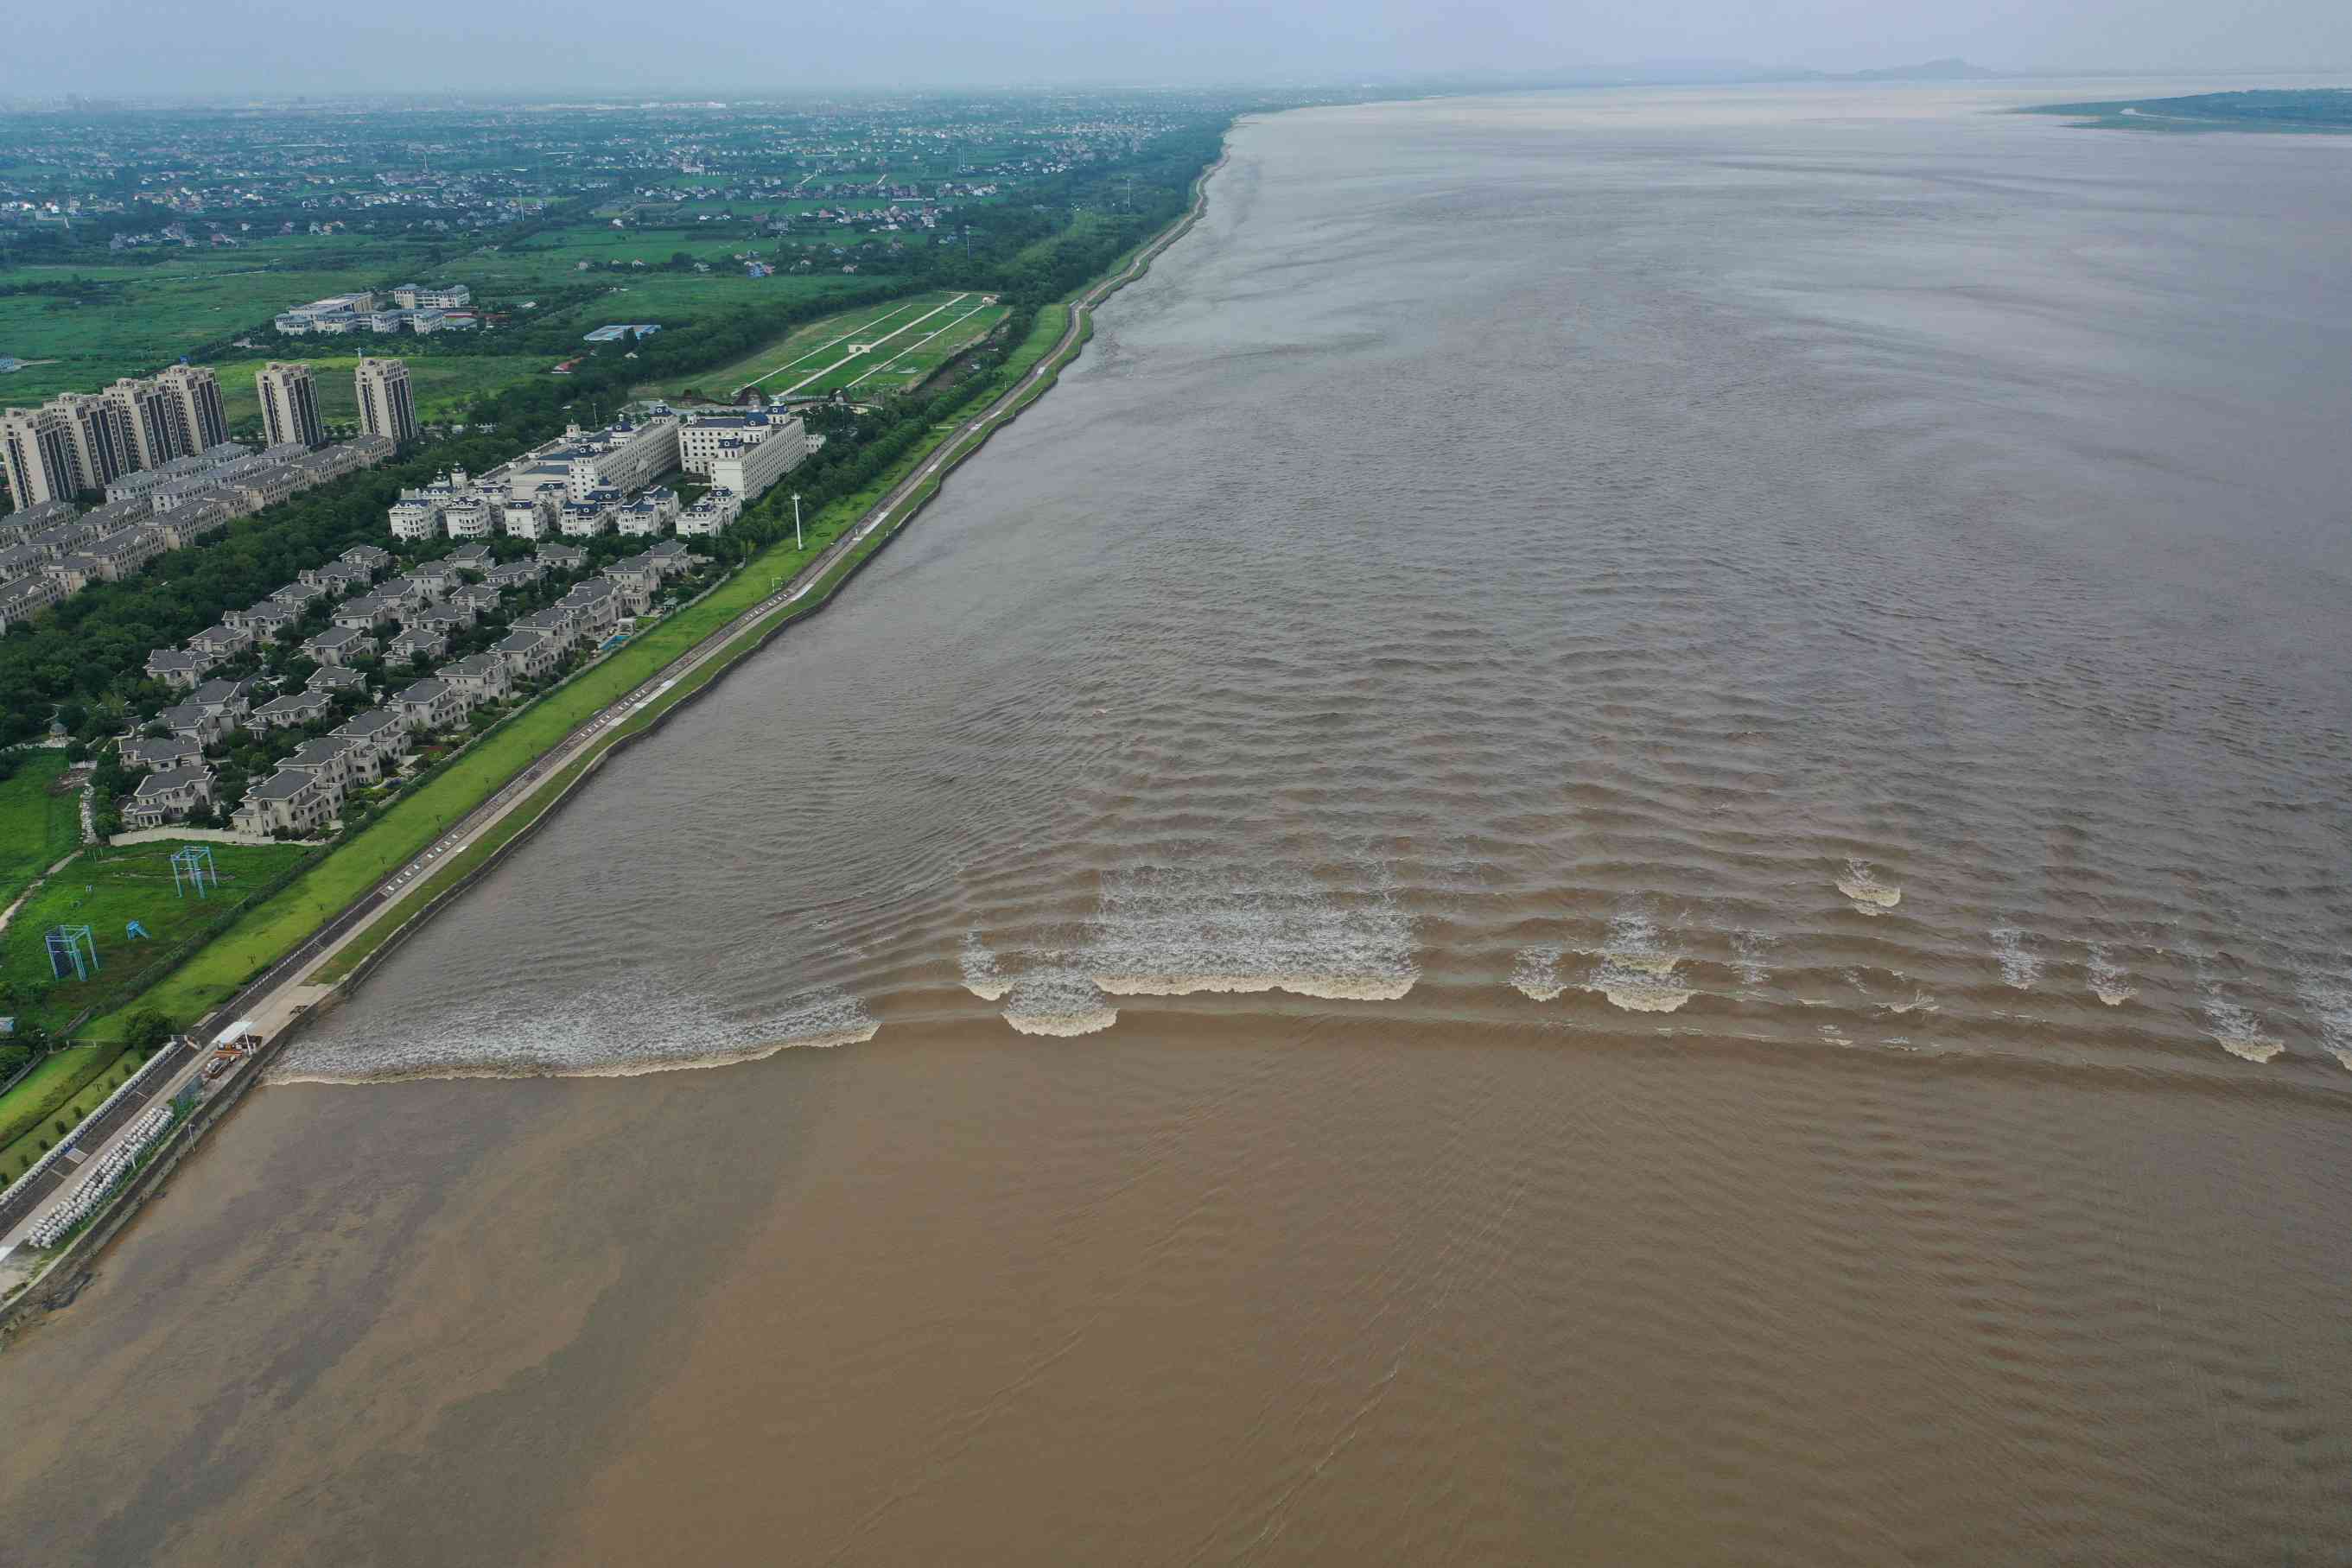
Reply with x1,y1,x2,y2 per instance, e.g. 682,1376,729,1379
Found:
792,492,803,551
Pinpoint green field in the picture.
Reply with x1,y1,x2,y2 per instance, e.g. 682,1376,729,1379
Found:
0,1042,149,1183
0,250,436,404
639,290,1005,403
0,225,896,416
0,751,79,915
456,224,902,309
0,839,315,1038
207,352,550,431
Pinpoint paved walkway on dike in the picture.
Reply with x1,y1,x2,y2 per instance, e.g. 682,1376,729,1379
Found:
0,171,1216,1266
108,827,283,848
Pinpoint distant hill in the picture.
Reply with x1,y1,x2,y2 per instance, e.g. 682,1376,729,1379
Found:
1770,58,2000,83
1847,58,1999,81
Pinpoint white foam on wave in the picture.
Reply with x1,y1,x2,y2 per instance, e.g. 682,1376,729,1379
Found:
1731,930,1771,987
1510,945,1565,1001
270,978,877,1085
1001,966,1118,1038
1988,926,2040,989
2292,964,2352,1071
1583,914,1697,1013
2085,944,2135,1006
2201,990,2283,1063
960,931,1010,1001
1084,864,1418,1001
1835,860,1902,915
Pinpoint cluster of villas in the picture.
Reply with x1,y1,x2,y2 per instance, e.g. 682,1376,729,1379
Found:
385,404,810,546
0,436,392,632
123,536,707,838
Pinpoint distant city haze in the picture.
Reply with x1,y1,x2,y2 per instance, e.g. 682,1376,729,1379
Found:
5,0,2349,96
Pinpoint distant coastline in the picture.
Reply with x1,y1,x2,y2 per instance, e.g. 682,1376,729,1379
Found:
2023,87,2352,132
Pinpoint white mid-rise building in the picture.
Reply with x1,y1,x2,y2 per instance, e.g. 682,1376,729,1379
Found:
702,418,808,504
678,411,794,473
558,498,614,537
500,491,560,540
562,416,680,498
389,496,442,542
440,498,495,540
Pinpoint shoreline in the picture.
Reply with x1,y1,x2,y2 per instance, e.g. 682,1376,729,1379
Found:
0,143,1229,1333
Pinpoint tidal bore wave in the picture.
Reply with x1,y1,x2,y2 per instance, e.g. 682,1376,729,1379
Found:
1000,965,1120,1038
1511,945,1567,1001
269,981,879,1084
1583,914,1697,1013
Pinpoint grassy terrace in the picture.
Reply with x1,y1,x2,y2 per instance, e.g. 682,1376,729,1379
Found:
0,752,80,914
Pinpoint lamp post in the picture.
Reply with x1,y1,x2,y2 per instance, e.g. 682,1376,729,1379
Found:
792,492,803,551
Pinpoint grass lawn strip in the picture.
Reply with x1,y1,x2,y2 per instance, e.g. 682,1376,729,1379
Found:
0,752,81,914
0,1044,142,1183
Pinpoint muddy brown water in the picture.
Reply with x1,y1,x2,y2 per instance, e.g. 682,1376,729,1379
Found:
3,82,2350,1564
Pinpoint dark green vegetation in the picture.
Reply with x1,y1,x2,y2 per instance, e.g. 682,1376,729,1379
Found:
2024,89,2352,133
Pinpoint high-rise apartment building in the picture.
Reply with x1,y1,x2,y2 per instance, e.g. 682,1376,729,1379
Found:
157,363,230,452
354,356,419,445
104,376,185,470
46,392,134,491
257,362,325,449
1,406,80,508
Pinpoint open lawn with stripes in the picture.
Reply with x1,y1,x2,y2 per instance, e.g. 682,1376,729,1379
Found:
639,290,1007,404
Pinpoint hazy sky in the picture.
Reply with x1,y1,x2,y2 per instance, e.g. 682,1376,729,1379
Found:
9,0,2349,96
